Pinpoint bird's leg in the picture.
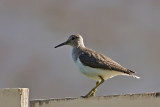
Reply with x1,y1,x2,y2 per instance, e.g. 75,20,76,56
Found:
89,81,99,96
82,76,104,98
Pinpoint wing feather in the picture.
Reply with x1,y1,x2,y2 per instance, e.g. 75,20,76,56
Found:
79,49,135,75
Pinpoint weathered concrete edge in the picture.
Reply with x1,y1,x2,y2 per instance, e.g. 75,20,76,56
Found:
0,88,29,107
20,88,29,107
30,92,160,103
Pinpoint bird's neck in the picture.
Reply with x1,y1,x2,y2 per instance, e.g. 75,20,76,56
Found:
76,41,85,48
72,46,85,62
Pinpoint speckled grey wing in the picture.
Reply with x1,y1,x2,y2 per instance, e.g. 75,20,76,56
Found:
79,49,135,75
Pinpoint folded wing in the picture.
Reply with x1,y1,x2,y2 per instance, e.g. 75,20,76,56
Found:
79,48,135,75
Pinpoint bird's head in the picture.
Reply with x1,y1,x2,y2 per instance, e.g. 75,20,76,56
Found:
55,34,85,48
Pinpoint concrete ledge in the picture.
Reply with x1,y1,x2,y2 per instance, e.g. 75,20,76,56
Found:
30,92,160,107
0,89,159,107
0,88,29,107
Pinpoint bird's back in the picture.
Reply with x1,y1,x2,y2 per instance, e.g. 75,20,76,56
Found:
76,47,135,75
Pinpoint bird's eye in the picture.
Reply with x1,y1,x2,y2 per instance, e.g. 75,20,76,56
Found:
72,37,75,40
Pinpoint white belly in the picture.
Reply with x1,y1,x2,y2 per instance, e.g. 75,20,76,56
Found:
75,58,127,81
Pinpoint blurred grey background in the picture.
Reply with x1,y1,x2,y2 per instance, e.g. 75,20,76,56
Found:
0,0,160,99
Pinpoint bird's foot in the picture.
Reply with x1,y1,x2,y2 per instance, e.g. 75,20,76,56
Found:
81,89,96,98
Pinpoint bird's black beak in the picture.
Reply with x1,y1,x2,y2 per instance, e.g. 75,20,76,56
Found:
54,41,68,48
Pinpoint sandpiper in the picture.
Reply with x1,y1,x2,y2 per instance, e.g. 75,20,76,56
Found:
55,34,140,98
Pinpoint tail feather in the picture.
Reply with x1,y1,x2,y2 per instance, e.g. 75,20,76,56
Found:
127,69,136,73
127,69,140,79
131,75,140,79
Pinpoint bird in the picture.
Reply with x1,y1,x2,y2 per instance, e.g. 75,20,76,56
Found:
55,34,140,98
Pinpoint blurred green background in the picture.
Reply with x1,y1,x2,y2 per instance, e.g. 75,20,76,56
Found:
0,0,160,99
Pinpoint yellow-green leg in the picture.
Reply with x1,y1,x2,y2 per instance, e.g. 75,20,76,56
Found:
82,76,104,98
89,81,99,96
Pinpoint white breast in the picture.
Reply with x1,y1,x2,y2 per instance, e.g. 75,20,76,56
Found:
75,58,126,81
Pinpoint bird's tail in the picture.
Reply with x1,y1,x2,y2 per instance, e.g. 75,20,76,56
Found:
127,69,140,79
130,75,140,79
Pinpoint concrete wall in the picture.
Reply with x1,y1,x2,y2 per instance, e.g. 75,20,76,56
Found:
0,88,160,107
30,93,160,107
0,88,29,107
